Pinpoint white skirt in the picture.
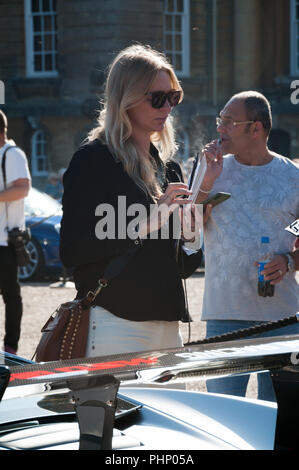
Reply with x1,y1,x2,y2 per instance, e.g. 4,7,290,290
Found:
85,305,183,358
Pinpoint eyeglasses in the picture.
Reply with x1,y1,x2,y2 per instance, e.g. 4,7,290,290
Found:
216,117,256,129
146,90,182,109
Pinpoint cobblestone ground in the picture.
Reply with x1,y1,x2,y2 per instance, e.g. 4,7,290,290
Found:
0,272,257,397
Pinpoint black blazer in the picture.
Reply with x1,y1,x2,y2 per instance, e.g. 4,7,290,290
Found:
60,139,188,322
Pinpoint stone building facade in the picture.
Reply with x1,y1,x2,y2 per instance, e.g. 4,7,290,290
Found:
0,0,298,189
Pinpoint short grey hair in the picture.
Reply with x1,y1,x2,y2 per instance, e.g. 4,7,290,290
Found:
232,91,272,136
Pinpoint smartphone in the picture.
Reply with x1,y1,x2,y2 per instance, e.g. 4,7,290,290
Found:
202,192,231,208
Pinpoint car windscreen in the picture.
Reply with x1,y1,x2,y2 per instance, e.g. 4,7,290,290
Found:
24,188,62,217
0,351,34,366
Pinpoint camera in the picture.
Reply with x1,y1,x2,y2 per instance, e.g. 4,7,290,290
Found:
8,227,31,267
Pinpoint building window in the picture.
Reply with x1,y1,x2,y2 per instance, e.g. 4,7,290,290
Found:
24,0,58,77
291,0,299,75
31,130,48,177
163,0,190,77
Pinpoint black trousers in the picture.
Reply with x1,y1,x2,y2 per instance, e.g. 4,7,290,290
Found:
0,245,22,350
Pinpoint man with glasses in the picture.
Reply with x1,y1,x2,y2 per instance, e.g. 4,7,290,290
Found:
197,91,299,401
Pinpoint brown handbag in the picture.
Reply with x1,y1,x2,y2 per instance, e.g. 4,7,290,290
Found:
35,284,105,362
34,243,141,362
35,302,89,362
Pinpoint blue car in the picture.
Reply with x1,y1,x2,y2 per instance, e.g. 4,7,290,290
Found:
19,188,63,281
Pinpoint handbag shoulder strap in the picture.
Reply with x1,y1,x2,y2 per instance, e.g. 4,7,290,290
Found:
1,145,18,189
1,145,18,231
83,242,142,308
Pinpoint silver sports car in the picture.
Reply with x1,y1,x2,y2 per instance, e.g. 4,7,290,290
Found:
0,332,298,452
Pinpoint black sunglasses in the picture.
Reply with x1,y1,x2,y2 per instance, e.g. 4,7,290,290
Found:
145,90,182,109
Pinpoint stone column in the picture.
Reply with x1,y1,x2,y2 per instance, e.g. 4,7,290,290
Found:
234,0,260,91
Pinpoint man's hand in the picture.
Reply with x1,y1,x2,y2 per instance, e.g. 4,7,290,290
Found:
201,140,223,187
254,254,288,285
195,140,223,203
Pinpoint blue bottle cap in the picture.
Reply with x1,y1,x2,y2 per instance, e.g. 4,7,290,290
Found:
261,236,270,243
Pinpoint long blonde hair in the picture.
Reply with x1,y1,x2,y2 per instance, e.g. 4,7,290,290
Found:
88,44,183,199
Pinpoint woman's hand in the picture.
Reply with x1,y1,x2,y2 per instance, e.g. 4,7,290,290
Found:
138,182,192,238
157,182,192,208
179,201,213,243
180,204,200,241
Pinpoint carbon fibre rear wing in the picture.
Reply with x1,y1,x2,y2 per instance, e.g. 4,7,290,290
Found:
1,334,299,450
5,334,299,388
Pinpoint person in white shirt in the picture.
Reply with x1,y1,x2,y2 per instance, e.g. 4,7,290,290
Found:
196,91,299,401
0,110,31,355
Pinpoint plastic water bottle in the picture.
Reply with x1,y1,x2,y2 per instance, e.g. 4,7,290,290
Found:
257,236,275,297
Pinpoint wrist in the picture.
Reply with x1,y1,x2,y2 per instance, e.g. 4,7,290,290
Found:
284,252,296,272
199,186,212,194
200,177,215,193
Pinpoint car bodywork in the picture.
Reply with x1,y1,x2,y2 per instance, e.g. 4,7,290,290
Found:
0,334,299,451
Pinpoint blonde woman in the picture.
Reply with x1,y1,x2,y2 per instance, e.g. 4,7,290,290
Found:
60,44,201,357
